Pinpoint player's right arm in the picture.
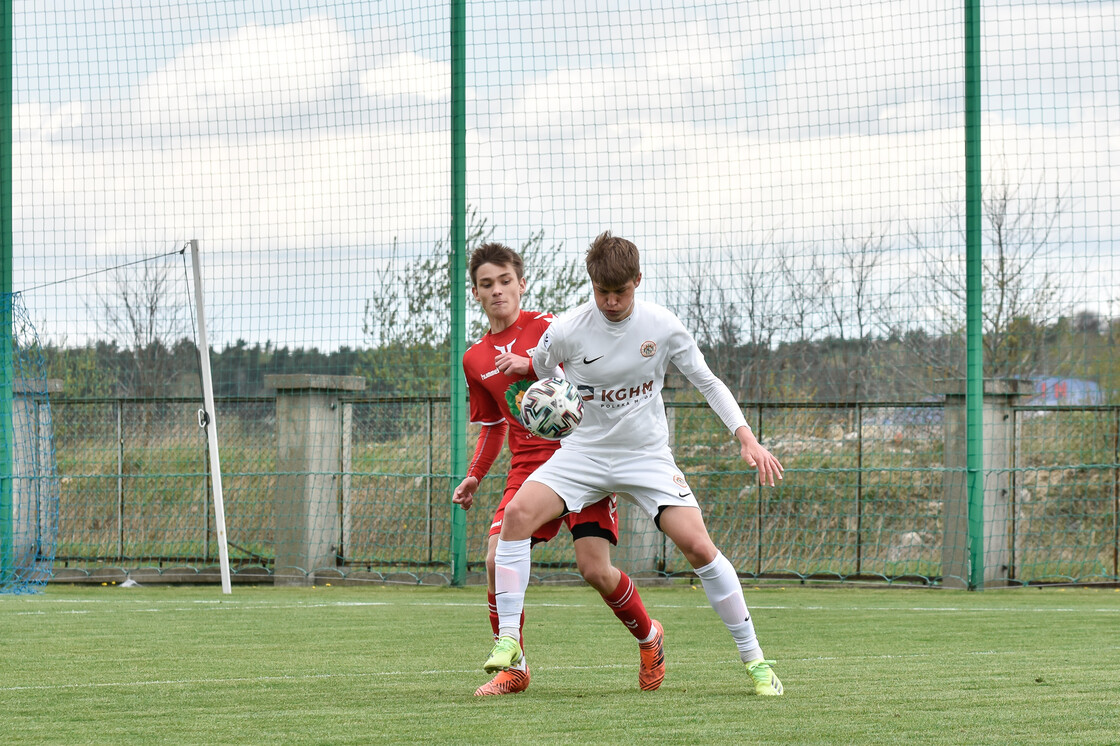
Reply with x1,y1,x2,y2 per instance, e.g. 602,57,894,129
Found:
529,320,567,377
457,346,510,511
452,420,509,511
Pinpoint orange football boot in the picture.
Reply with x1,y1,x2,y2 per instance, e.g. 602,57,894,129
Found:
638,619,665,691
474,666,531,696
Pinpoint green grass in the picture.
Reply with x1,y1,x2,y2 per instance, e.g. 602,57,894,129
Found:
2,584,1119,745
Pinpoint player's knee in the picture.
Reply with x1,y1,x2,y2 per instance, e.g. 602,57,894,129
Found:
676,537,717,568
502,498,533,537
576,559,614,593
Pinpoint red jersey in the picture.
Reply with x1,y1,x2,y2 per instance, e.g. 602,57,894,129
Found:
462,309,559,470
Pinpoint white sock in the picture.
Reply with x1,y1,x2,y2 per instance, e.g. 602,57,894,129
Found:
493,538,532,640
694,551,764,663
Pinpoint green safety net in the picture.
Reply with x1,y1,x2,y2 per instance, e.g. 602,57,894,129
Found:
6,1,1118,586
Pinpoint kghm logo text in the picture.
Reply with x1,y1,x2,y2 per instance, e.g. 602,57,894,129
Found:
576,380,655,404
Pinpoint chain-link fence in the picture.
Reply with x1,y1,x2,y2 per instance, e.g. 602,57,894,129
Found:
4,2,1118,588
46,393,1120,586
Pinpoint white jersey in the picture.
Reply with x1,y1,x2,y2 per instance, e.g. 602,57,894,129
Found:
532,298,749,453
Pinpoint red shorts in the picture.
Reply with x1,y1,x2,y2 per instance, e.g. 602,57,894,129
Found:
489,463,619,545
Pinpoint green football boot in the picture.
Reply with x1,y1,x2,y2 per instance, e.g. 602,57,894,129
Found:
483,635,524,673
745,659,784,696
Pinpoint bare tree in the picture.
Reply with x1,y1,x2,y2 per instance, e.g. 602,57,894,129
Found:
92,259,190,398
669,243,783,400
826,229,896,344
766,246,836,400
518,229,589,329
910,169,1073,380
779,247,831,344
824,228,900,400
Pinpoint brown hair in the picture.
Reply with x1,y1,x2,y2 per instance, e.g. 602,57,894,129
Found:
585,231,640,289
469,242,524,285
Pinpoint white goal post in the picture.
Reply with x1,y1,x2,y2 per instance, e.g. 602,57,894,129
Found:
188,240,232,594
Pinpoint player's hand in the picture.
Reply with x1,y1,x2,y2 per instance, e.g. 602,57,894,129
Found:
494,352,530,377
453,476,479,511
736,426,784,487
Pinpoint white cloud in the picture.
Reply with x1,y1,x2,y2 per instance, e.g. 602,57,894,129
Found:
360,51,450,101
13,2,1120,348
130,15,358,131
479,2,1117,253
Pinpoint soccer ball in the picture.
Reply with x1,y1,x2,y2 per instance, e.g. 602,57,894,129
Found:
519,377,584,440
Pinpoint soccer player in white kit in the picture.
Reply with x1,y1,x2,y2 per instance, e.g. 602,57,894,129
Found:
484,231,786,695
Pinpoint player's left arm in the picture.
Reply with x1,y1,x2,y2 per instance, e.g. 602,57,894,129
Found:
494,352,530,377
670,321,783,486
735,425,783,487
495,352,563,380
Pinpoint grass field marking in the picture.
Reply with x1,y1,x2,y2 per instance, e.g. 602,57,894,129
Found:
8,598,1120,618
8,646,1114,695
0,665,628,693
7,601,395,616
748,600,1120,613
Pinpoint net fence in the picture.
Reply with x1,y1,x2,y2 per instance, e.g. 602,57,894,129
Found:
5,1,1118,586
1,293,60,593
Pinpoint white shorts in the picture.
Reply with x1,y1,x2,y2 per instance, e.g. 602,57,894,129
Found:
525,446,699,528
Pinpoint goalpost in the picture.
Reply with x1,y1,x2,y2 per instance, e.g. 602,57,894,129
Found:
0,292,60,594
187,240,232,594
6,242,233,592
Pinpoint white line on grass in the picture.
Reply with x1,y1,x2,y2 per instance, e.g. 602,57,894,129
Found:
1,648,1078,693
8,599,1120,617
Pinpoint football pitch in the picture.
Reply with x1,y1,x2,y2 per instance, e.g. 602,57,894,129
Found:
2,584,1118,745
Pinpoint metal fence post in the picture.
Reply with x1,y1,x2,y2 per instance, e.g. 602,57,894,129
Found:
756,404,764,577
856,403,863,576
1113,407,1119,579
427,398,434,564
116,399,124,561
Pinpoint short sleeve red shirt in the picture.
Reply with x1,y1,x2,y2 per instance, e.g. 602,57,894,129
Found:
462,309,559,469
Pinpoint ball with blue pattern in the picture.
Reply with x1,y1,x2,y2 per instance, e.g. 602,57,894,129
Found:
519,377,584,440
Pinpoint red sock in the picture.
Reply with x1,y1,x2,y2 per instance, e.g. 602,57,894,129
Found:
487,590,526,647
601,571,653,641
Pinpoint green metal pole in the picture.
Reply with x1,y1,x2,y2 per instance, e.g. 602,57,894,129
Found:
448,0,468,587
0,0,15,587
964,0,984,591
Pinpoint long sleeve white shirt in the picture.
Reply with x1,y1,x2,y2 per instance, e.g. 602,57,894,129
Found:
532,298,748,453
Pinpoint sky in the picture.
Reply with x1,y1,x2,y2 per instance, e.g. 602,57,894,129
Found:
10,0,1120,351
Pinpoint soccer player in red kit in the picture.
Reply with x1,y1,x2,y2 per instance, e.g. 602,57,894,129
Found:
453,242,664,696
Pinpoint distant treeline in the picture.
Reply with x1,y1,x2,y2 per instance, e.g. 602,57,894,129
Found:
41,310,1120,404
